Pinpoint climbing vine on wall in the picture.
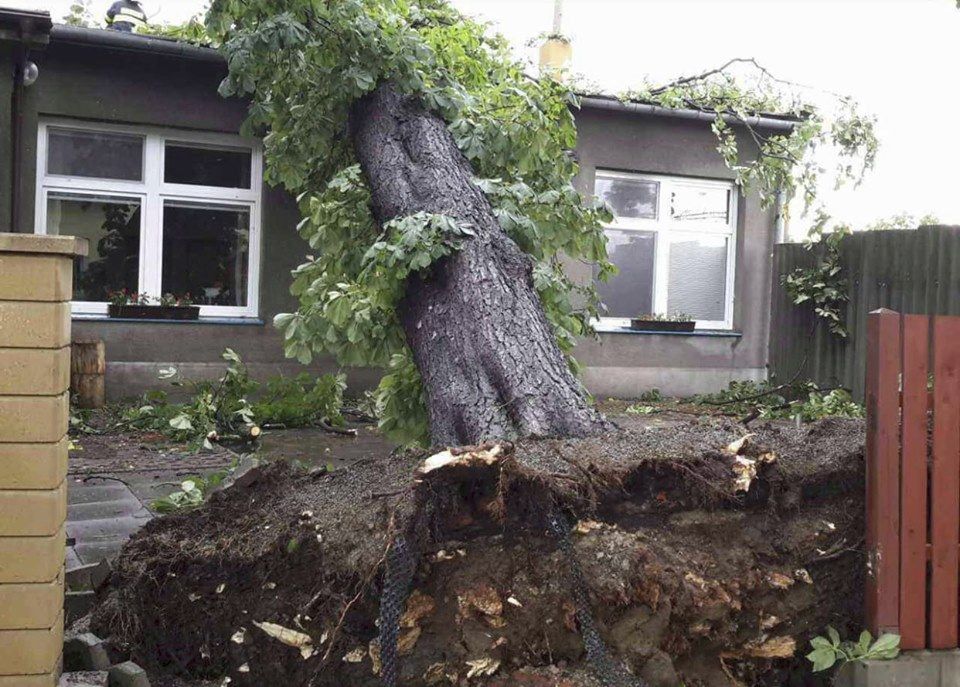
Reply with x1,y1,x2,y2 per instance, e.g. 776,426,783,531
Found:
620,58,879,212
783,212,852,338
616,58,878,338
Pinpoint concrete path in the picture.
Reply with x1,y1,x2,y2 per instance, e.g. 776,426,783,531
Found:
66,477,153,568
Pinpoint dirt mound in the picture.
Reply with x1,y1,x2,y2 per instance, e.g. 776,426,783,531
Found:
92,417,865,687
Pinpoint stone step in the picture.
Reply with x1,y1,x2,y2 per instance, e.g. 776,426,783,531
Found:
66,483,132,506
66,513,151,543
73,539,133,566
68,498,144,522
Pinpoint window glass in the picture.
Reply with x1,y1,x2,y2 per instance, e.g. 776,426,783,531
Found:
595,176,659,220
670,185,729,224
164,144,252,188
46,193,141,301
597,229,656,318
161,202,250,306
47,129,143,181
666,234,728,321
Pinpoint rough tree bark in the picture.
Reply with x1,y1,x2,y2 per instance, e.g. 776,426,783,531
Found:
351,82,610,446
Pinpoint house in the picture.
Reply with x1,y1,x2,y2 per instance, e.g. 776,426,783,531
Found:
0,8,788,400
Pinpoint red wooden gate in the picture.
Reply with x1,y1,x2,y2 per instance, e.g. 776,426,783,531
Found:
865,308,960,650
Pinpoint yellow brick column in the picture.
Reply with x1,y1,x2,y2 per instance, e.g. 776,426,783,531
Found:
0,233,86,687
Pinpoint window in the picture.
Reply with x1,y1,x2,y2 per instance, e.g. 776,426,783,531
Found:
35,121,262,318
594,171,736,330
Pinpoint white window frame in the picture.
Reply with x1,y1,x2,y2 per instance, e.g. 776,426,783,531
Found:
35,119,263,319
595,170,738,330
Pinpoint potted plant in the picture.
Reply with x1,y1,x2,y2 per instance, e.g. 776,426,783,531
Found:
107,290,200,321
629,312,696,333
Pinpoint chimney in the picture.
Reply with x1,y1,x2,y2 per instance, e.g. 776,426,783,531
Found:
539,0,571,79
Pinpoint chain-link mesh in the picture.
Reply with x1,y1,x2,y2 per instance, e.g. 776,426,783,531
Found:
546,509,648,687
377,507,646,687
377,534,418,687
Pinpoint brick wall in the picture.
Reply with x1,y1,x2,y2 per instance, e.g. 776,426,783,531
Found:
0,233,86,687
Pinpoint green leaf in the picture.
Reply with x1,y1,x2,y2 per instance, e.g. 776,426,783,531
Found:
806,647,837,672
857,630,872,655
869,633,900,659
169,413,194,431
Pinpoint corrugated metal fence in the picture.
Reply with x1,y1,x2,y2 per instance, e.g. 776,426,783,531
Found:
769,225,960,401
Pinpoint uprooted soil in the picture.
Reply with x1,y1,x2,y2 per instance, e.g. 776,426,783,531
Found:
91,416,865,687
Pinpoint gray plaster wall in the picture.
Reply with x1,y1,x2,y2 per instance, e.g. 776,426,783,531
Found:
2,32,778,400
0,44,13,232
569,106,777,397
10,37,319,398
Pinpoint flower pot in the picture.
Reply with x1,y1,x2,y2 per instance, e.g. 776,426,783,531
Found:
108,304,200,321
628,319,696,333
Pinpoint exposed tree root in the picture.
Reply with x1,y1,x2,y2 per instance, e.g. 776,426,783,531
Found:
92,417,865,687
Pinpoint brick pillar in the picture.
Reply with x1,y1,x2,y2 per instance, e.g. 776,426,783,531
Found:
0,233,86,687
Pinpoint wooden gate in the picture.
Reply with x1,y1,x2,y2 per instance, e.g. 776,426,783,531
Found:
865,308,960,650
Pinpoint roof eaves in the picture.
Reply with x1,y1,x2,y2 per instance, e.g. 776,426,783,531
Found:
0,7,52,46
49,23,222,63
578,93,801,133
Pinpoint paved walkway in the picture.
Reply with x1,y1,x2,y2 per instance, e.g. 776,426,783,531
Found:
66,478,152,569
65,424,392,571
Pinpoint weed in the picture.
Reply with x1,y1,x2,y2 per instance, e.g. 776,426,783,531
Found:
151,470,232,513
806,627,899,672
693,380,863,422
625,404,658,415
114,348,346,451
638,388,664,403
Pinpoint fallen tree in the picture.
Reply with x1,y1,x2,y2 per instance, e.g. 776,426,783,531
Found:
93,417,865,686
207,0,877,448
87,3,880,685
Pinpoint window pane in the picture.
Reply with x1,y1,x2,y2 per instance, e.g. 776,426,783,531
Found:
46,193,141,302
595,175,658,220
667,234,728,322
162,202,250,307
596,229,655,318
164,144,252,188
670,185,730,224
47,129,143,181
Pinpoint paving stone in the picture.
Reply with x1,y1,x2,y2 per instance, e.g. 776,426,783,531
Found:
74,538,134,566
68,497,144,521
66,483,132,506
59,671,108,687
65,590,97,625
65,559,111,591
66,546,83,570
835,650,960,686
211,455,261,493
63,632,110,671
108,661,150,687
66,512,152,542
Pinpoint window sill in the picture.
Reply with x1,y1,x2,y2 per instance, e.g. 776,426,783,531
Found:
593,323,741,337
72,314,265,326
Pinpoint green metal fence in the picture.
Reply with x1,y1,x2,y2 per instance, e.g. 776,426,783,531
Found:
769,225,960,401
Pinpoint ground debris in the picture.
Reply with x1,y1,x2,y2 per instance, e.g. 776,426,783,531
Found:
92,417,865,687
252,621,315,660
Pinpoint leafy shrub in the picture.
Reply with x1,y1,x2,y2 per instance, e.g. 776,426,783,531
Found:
151,472,230,513
694,380,864,422
119,348,346,450
252,373,347,427
638,388,664,403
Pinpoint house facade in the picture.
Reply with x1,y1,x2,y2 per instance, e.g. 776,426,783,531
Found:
0,9,785,399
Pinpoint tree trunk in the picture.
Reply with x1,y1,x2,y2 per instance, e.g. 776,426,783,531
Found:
351,83,610,446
